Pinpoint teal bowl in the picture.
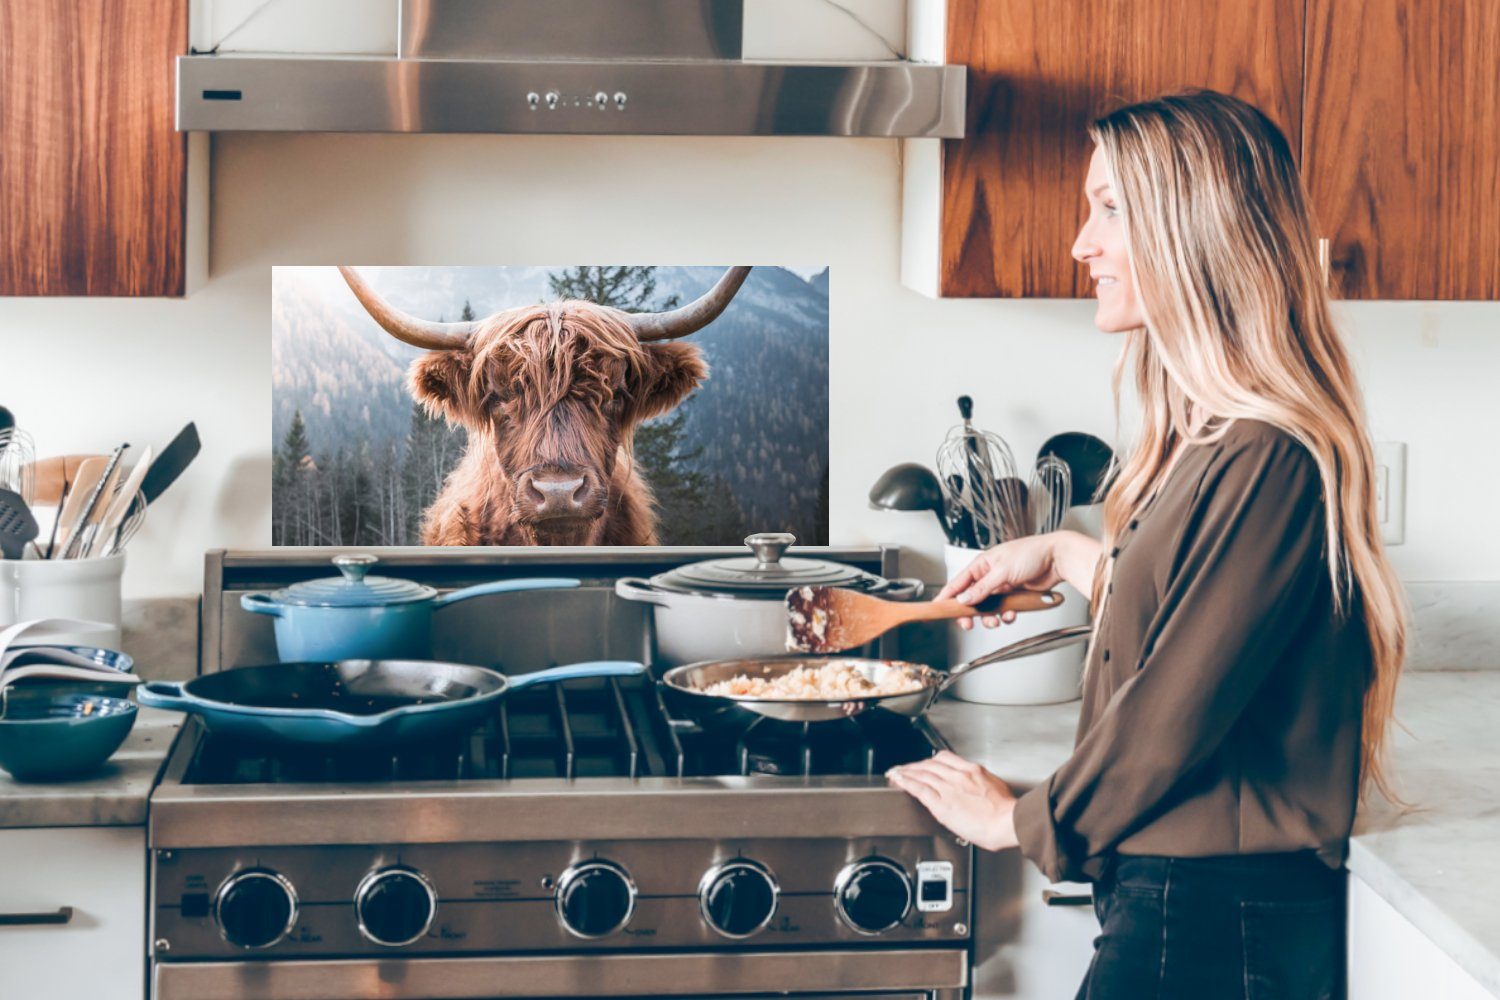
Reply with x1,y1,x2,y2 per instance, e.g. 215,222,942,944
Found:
0,693,138,781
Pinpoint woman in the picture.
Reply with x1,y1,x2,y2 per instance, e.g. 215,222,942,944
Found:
887,90,1406,999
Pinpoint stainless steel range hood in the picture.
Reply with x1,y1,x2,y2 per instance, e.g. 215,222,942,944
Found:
176,0,966,138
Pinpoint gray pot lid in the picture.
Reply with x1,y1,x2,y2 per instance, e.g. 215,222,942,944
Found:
646,534,885,599
271,555,438,608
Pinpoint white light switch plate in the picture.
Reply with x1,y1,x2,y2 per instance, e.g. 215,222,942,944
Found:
1374,441,1406,545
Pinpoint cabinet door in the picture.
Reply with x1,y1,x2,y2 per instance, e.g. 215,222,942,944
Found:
1347,874,1495,1000
0,826,146,1000
0,1,188,296
937,0,1303,298
1304,0,1500,299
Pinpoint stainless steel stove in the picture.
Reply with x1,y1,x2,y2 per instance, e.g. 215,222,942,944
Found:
149,547,973,1000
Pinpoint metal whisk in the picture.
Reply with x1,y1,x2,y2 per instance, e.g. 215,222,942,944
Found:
0,428,36,508
936,396,1024,547
1027,454,1073,535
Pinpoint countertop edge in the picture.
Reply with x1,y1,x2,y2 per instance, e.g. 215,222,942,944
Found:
1347,837,1500,995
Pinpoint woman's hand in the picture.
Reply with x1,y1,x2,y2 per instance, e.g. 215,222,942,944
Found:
887,751,1019,852
938,530,1103,630
937,534,1065,630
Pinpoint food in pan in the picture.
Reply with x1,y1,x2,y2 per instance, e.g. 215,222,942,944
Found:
701,661,925,700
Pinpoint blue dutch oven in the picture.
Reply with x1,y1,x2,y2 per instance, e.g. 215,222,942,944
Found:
240,554,580,662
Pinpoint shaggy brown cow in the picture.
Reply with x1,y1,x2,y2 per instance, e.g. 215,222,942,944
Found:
338,266,752,546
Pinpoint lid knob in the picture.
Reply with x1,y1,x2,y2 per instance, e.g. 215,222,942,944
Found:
332,553,379,583
744,533,796,568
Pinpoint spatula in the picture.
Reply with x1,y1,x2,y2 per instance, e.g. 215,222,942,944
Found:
50,457,106,558
0,488,39,560
785,586,1065,654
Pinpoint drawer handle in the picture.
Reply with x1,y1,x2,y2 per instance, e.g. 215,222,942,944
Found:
1042,889,1092,907
0,906,74,926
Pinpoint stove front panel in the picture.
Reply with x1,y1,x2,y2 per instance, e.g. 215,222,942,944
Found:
152,835,971,959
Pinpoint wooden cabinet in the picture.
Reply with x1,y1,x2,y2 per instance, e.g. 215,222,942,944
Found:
905,0,1303,298
906,0,1500,300
1304,0,1500,300
0,826,146,1000
0,0,195,296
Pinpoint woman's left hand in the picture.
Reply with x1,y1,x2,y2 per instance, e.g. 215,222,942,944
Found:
887,751,1020,852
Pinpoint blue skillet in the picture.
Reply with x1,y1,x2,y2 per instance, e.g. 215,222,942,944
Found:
136,659,644,748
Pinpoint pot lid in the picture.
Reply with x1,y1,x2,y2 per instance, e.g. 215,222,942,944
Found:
272,555,438,608
647,534,883,599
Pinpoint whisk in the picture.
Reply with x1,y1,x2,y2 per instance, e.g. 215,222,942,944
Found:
0,428,36,508
936,396,1025,547
1027,454,1073,535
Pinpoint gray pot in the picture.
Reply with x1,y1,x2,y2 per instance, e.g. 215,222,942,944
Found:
614,534,923,667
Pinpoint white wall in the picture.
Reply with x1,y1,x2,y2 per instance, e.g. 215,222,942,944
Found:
3,133,1497,597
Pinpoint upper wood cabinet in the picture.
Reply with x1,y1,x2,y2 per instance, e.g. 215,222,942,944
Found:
0,0,195,296
1304,0,1500,300
906,0,1500,300
905,0,1303,299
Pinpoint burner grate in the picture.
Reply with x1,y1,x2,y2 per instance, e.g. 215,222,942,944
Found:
179,673,940,786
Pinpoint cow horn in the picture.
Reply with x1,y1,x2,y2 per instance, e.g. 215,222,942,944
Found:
337,266,477,351
628,267,753,342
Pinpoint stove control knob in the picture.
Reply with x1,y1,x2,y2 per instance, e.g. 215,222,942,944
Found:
355,867,437,947
834,857,912,935
699,860,779,938
214,869,297,950
555,860,636,938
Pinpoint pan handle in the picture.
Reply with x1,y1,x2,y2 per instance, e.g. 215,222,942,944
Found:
938,624,1094,693
433,577,581,609
135,681,196,713
505,660,647,691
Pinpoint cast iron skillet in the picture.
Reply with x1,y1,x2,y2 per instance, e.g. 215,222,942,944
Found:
137,659,645,747
660,625,1092,727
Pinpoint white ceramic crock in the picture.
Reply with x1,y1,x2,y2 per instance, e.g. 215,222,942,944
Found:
0,552,126,649
943,544,1089,705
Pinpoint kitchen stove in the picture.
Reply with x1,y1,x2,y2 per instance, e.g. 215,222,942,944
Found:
149,547,972,1000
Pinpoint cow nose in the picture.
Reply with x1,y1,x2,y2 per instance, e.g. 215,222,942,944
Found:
526,472,591,518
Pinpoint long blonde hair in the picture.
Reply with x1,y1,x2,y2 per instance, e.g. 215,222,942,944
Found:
1086,90,1407,800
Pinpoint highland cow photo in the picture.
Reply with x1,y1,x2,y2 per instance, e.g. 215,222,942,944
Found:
271,265,830,547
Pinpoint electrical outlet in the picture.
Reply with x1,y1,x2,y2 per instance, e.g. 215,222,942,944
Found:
1373,442,1406,546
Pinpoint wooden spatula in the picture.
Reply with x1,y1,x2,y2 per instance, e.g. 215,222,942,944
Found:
785,586,1065,654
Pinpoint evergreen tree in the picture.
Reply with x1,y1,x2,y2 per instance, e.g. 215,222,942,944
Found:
275,410,313,544
460,299,476,322
547,267,680,312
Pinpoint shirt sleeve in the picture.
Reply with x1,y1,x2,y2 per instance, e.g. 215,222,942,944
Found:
1013,427,1329,883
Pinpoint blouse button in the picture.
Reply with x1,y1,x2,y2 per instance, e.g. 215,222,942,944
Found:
1110,546,1121,557
1103,649,1111,663
1129,519,1139,530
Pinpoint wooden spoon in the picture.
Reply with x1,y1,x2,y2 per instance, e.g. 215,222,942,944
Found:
51,457,106,558
785,586,1065,654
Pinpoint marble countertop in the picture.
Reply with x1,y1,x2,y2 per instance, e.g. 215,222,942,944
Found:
926,670,1500,995
0,706,181,829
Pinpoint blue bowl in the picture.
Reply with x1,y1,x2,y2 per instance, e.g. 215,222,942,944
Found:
0,693,138,781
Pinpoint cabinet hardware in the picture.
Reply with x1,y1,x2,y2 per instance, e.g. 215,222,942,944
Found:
0,906,74,926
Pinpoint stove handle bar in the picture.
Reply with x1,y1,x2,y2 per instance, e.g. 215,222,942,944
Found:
1041,888,1093,907
0,906,73,926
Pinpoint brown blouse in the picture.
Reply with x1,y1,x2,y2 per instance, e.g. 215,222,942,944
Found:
1013,419,1371,884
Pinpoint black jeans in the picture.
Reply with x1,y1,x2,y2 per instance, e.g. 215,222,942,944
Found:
1076,853,1345,1000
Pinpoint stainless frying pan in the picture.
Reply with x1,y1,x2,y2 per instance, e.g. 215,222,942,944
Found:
660,624,1092,725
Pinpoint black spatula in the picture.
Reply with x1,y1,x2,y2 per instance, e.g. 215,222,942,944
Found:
0,487,39,559
136,422,200,511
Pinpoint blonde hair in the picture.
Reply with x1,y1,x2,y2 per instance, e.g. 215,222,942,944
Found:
1086,90,1407,800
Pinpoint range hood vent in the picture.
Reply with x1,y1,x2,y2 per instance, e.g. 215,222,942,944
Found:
176,0,965,138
